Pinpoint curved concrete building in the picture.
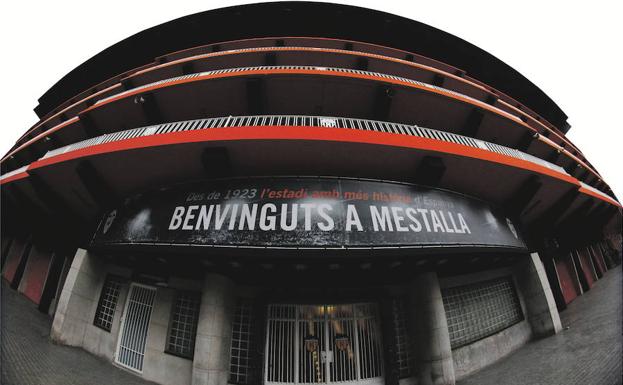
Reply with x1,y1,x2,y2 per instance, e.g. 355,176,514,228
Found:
1,3,620,385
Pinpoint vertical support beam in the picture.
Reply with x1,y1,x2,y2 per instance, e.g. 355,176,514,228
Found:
121,78,134,90
246,78,265,115
414,156,446,187
373,85,394,121
514,253,562,337
182,62,196,75
516,131,536,152
38,250,68,314
264,52,277,66
76,160,118,210
505,175,542,217
355,57,369,71
138,92,163,125
10,242,32,290
51,249,104,347
79,112,101,137
461,109,484,137
192,273,235,385
409,272,455,385
533,188,578,234
485,94,498,106
543,254,567,311
431,74,445,87
250,296,268,385
380,297,399,385
202,147,232,178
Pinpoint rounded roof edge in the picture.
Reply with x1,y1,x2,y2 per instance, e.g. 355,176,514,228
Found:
34,1,569,131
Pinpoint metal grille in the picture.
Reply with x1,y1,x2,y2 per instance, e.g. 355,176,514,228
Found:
93,275,122,331
391,299,413,379
265,303,383,385
40,114,566,177
166,291,201,358
97,65,497,115
442,276,523,349
116,284,157,372
230,300,255,384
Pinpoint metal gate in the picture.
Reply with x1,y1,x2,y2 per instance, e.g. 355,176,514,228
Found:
115,283,156,372
265,303,384,385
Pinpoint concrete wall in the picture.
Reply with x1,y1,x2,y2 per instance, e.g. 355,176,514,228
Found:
81,264,133,360
408,272,455,385
141,277,202,385
49,253,74,316
451,320,532,380
51,248,131,357
192,273,236,385
438,255,562,380
52,249,228,385
513,253,562,337
439,266,533,381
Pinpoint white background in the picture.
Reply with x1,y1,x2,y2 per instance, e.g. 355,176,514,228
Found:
1,0,621,198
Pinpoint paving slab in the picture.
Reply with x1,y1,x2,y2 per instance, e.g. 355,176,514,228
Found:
1,280,157,385
458,266,622,385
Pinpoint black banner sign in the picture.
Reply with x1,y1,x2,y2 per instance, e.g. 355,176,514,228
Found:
93,178,525,249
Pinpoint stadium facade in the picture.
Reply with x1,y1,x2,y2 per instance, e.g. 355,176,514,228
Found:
1,3,620,385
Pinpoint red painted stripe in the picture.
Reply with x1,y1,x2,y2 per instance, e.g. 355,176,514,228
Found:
1,117,79,163
135,46,488,93
7,65,597,184
16,84,121,142
30,125,579,186
141,45,581,156
0,172,29,185
579,187,621,208
81,67,600,182
85,69,524,126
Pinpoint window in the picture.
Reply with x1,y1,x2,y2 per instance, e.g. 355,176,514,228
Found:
229,300,254,384
442,276,523,349
165,291,201,358
392,298,414,378
93,275,123,331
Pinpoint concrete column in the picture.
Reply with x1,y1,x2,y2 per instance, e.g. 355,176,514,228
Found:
514,253,562,337
51,248,104,347
409,272,455,385
192,273,235,385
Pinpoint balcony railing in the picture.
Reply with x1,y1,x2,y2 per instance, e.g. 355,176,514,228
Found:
42,114,566,178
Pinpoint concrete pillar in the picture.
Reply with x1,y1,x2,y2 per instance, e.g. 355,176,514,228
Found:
514,253,562,337
51,249,104,347
409,272,455,385
192,273,235,385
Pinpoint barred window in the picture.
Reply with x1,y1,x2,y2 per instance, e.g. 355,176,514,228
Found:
165,291,201,359
229,300,254,384
93,275,122,331
392,299,414,379
442,276,523,349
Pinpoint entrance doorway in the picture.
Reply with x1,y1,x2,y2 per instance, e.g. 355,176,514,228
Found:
265,303,384,385
115,283,156,372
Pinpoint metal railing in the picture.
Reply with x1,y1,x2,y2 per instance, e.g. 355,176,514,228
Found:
580,181,616,203
95,65,499,118
0,165,28,182
41,115,568,176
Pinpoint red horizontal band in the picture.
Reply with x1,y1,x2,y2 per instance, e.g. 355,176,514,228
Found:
31,125,578,187
0,171,29,185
